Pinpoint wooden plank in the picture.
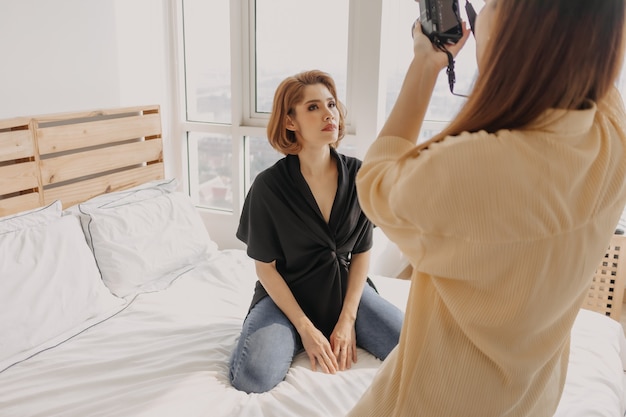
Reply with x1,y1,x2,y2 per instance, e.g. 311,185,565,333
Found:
29,105,160,124
0,129,34,162
40,139,163,185
0,161,40,195
0,193,42,217
29,119,45,214
0,105,162,217
43,163,165,209
608,234,626,317
37,113,162,154
0,117,29,131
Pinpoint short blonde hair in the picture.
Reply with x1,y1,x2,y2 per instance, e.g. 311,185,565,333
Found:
267,70,347,155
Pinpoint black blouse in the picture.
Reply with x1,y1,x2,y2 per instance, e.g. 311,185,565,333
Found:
236,148,373,337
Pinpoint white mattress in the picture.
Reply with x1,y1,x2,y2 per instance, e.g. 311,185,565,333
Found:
1,249,624,417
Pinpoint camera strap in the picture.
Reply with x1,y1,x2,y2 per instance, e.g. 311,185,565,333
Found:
433,40,468,98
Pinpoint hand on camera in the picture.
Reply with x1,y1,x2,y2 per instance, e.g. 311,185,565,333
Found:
411,21,471,69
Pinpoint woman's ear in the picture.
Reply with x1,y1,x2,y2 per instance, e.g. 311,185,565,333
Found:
285,116,296,131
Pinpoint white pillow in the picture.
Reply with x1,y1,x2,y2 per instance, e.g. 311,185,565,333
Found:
64,178,181,248
64,178,178,220
0,215,127,373
0,200,61,235
73,178,178,210
79,190,218,297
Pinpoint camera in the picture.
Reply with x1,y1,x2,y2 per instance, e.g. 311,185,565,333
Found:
416,0,463,44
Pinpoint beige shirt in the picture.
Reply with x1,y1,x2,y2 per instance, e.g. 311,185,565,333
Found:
350,89,626,417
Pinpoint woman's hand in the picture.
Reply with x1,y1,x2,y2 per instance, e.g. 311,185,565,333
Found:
412,20,472,69
255,260,338,374
299,322,339,374
330,318,358,371
377,20,471,141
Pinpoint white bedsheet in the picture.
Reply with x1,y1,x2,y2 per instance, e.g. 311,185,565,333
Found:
0,249,624,417
554,308,626,417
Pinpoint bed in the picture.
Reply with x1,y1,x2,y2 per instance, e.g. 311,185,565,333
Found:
1,106,626,417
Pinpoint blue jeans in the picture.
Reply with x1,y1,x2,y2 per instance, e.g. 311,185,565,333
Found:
228,284,403,393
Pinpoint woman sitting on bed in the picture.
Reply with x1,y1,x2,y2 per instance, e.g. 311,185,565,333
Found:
229,69,404,394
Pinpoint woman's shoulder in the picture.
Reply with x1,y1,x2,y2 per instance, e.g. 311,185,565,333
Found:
427,130,508,160
334,149,363,170
417,130,526,186
598,86,626,121
251,156,289,189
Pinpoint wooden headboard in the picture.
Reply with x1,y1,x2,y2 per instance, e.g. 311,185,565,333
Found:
0,105,164,217
583,233,626,319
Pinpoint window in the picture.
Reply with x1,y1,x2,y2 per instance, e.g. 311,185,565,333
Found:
189,132,233,210
253,0,350,115
248,136,283,182
175,0,626,248
175,0,493,245
180,0,352,215
382,0,482,123
178,1,486,209
182,0,231,124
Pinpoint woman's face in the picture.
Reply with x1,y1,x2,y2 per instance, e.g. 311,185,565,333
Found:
475,0,498,70
286,83,340,150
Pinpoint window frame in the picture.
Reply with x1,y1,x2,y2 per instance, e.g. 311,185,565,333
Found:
169,0,451,247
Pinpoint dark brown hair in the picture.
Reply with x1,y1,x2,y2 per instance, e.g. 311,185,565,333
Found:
411,0,626,155
267,70,347,155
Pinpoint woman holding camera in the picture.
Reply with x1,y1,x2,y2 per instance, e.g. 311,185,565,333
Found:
349,1,626,416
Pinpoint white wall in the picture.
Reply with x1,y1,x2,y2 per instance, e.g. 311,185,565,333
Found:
0,1,119,118
112,0,179,180
0,0,169,115
0,0,180,190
